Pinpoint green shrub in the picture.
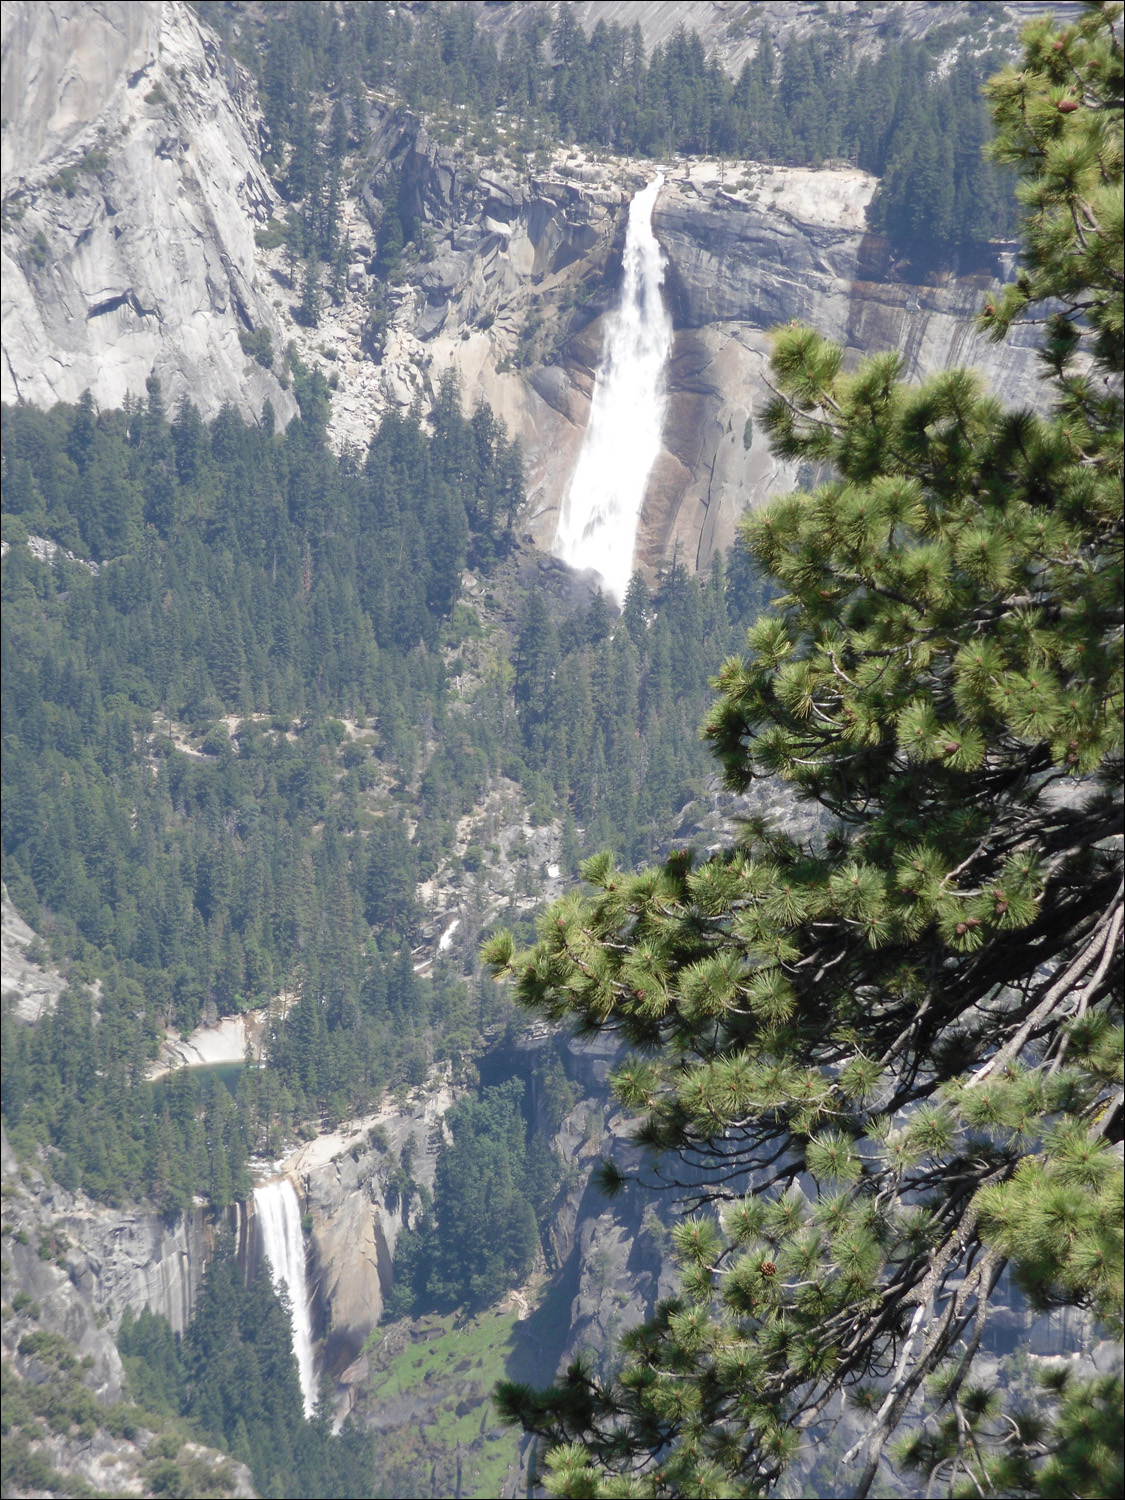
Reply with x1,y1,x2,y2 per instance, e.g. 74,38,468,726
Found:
237,325,274,369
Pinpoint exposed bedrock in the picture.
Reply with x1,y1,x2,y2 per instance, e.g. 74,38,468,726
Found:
275,1084,457,1382
1,0,297,424
0,1126,237,1401
1,4,1051,583
400,146,1049,578
630,175,1048,575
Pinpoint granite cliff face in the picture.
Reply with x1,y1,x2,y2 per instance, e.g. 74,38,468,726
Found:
266,112,632,534
0,1127,233,1399
298,127,1049,582
2,3,1052,584
1,1122,256,1496
635,163,1048,571
519,1032,679,1375
1,883,68,1024
286,1084,456,1379
1,0,297,424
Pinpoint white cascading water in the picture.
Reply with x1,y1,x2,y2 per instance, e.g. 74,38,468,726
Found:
254,1178,317,1418
553,175,673,603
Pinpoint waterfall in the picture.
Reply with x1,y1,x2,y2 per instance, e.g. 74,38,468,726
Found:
553,175,673,603
254,1178,317,1418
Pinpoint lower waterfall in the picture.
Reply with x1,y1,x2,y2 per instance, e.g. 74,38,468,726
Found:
553,175,673,603
254,1177,317,1418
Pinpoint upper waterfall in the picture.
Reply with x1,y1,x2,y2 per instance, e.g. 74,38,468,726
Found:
254,1177,317,1418
553,176,673,603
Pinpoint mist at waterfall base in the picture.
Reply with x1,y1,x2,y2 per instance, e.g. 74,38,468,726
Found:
553,176,673,603
254,1177,318,1418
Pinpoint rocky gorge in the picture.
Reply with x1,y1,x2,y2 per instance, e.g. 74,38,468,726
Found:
3,847,694,1490
2,4,1106,1497
3,1,1052,587
1,969,680,1498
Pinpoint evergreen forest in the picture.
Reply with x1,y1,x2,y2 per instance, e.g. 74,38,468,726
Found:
3,5,1121,1499
115,1245,375,1498
388,1077,560,1316
0,343,767,1497
203,0,1022,271
0,374,765,1213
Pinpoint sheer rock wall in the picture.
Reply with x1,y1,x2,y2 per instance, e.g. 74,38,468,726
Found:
638,166,1048,572
2,4,1051,584
0,1128,231,1400
284,1085,456,1382
342,127,1048,578
1,0,297,424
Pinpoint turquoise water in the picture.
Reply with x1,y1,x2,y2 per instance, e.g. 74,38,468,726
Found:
155,1061,244,1097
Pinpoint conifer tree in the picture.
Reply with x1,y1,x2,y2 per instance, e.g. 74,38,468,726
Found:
297,254,323,328
487,7,1123,1496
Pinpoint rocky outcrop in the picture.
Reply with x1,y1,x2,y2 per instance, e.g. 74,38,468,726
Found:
292,115,634,522
1,0,296,424
0,1127,229,1402
1,1146,255,1499
151,1006,269,1077
2,1407,254,1500
2,1109,255,1495
275,1082,457,1384
1,895,232,1384
1,882,67,1023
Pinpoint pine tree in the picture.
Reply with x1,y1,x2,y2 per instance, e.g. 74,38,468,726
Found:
297,254,322,329
487,8,1123,1497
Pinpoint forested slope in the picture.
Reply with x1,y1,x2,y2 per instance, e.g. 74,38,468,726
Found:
213,0,1023,270
4,7,1110,1500
1,372,766,1213
0,373,771,1498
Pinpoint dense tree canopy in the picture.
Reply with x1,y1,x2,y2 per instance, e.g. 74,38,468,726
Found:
209,0,1022,271
118,1242,376,1498
1,376,525,1205
487,7,1123,1497
2,366,763,1212
389,1078,558,1314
